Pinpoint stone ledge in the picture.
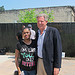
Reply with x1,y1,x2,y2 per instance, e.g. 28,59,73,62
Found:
5,52,15,55
62,57,75,60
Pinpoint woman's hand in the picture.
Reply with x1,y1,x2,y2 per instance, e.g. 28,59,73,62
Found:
18,70,21,75
17,67,21,75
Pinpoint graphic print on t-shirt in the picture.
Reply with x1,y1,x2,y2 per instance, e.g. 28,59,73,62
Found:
20,45,36,67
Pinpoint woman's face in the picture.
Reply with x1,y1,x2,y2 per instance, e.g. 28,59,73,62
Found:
22,28,31,40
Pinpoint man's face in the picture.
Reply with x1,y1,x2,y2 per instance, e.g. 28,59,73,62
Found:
37,16,48,31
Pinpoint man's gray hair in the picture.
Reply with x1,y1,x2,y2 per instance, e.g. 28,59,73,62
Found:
37,13,48,21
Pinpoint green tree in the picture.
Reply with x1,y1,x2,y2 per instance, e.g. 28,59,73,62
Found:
18,9,37,23
39,10,54,22
0,6,5,12
18,9,54,23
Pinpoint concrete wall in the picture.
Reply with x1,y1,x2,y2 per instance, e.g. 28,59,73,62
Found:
0,10,20,23
0,6,75,23
34,6,75,22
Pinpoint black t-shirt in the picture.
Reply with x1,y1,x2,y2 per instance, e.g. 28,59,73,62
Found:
16,40,37,71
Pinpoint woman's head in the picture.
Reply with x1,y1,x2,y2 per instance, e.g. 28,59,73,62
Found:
22,28,31,40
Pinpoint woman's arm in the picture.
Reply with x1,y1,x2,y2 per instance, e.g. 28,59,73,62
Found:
15,49,21,75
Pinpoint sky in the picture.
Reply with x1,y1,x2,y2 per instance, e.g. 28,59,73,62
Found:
0,0,75,10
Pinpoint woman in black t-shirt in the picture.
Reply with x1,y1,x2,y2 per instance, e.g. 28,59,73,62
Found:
15,28,37,75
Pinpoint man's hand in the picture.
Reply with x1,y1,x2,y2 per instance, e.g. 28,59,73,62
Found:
54,68,59,75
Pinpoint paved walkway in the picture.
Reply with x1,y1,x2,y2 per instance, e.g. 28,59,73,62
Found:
0,55,16,75
0,55,75,75
0,55,15,63
60,58,75,75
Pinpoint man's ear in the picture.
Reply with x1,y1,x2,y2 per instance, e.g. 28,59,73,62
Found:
46,21,48,23
46,21,48,24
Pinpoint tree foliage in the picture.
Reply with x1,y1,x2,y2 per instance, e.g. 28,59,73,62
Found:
18,9,54,23
39,10,54,22
0,6,5,12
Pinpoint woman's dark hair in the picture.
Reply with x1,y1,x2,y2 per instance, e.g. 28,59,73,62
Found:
22,27,30,32
16,30,22,41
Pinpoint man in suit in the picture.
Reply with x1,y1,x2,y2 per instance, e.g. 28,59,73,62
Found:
36,13,62,75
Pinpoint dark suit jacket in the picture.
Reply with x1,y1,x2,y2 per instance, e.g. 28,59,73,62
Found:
36,26,62,75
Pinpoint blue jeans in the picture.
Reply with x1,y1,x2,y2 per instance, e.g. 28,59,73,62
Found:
21,70,36,75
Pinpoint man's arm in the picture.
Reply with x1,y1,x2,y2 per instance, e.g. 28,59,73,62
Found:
53,28,62,75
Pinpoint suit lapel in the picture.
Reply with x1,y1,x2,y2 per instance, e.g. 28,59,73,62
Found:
43,26,49,46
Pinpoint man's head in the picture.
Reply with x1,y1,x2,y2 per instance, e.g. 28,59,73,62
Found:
37,13,48,31
22,25,25,30
16,31,22,41
28,24,32,29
